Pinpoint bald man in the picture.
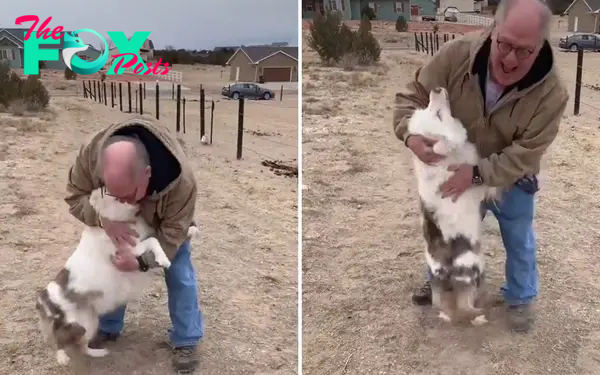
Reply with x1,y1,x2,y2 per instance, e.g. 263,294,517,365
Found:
65,118,202,373
394,0,568,333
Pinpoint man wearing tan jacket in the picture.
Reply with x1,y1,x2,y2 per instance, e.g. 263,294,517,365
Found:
64,118,202,373
394,0,568,332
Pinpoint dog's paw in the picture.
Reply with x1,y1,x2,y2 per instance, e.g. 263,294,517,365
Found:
432,140,449,156
56,349,70,365
86,347,110,358
471,314,488,326
438,311,452,322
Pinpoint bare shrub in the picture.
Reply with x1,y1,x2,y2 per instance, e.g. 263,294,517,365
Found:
22,75,50,111
64,67,77,80
9,100,27,116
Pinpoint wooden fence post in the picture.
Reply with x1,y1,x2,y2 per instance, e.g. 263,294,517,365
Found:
119,82,123,111
93,81,97,102
127,82,132,113
237,97,245,160
574,48,584,115
139,83,143,114
156,81,160,120
183,98,186,133
111,82,114,108
200,88,205,138
280,85,283,101
210,100,215,145
176,84,181,132
103,82,107,106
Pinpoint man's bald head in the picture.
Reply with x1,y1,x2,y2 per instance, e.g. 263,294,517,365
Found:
96,135,151,201
495,0,552,42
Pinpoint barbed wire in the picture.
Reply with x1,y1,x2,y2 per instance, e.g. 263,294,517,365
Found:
210,139,289,161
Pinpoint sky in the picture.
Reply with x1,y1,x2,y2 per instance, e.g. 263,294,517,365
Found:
1,0,299,50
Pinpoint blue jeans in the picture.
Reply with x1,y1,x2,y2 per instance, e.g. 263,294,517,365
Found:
99,240,204,348
426,179,538,306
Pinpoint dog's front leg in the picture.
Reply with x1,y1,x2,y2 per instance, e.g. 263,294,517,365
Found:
133,237,171,269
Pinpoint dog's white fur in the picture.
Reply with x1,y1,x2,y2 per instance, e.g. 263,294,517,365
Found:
407,87,497,324
38,187,199,365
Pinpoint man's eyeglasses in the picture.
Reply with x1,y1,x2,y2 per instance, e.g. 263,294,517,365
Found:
496,38,535,60
99,183,138,203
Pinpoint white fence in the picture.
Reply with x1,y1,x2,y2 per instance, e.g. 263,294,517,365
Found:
101,66,183,83
455,13,494,26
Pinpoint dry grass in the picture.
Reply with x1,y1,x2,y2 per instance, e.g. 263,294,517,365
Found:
0,64,298,375
302,22,600,375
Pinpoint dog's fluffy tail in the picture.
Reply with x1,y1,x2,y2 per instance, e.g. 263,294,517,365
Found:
187,221,200,240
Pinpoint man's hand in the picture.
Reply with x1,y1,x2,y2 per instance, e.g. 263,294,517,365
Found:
406,135,445,165
440,164,474,202
111,249,140,272
101,217,141,272
101,217,139,249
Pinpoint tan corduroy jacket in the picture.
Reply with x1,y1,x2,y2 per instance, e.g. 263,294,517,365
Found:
393,27,569,187
65,118,197,260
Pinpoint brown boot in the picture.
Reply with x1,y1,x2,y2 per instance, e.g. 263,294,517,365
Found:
172,346,199,373
506,304,534,333
87,330,119,349
411,280,432,306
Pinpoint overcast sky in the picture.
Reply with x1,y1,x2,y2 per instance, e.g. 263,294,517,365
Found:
1,0,299,50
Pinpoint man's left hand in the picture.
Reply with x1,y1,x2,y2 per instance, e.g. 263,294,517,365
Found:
112,249,139,272
440,164,473,202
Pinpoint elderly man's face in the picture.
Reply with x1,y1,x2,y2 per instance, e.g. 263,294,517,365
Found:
489,18,543,87
103,166,151,204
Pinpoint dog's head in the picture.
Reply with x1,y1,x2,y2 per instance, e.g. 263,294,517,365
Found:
89,187,139,222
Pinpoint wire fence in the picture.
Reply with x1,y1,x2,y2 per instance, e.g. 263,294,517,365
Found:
572,49,600,116
80,80,298,177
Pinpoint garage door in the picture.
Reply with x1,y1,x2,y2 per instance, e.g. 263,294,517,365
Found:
262,67,291,82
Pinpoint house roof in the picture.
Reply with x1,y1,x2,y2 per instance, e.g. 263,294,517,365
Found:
564,0,600,13
0,28,71,49
226,46,298,65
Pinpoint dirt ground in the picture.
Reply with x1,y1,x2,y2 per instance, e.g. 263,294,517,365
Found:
0,65,298,374
302,20,600,375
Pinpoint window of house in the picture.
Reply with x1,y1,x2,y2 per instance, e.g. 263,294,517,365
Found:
394,1,404,13
341,0,345,11
330,0,338,10
305,1,314,11
0,49,14,60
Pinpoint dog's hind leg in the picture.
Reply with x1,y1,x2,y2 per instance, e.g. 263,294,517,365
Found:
56,349,70,365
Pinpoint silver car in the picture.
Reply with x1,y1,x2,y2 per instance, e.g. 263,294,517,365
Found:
221,83,275,100
558,33,600,52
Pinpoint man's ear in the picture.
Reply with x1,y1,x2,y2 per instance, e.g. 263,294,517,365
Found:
145,166,151,179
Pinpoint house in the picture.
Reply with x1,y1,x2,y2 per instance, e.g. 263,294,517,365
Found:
563,0,600,32
302,0,436,21
437,0,475,13
0,27,71,70
225,46,298,83
139,39,154,62
77,44,102,62
103,38,154,70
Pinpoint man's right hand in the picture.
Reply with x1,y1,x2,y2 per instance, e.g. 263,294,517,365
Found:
101,217,140,249
406,135,445,165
